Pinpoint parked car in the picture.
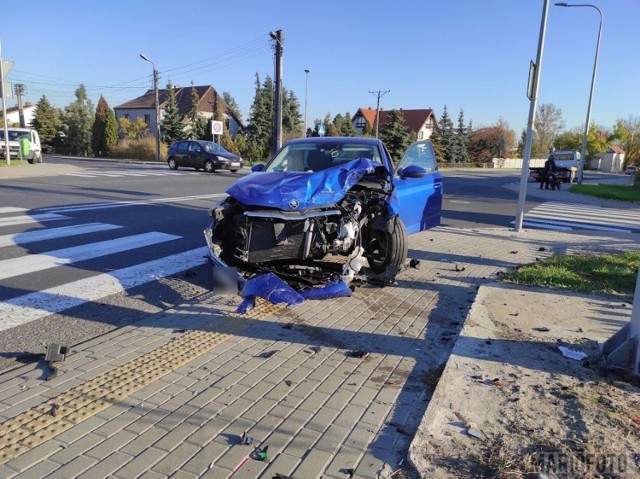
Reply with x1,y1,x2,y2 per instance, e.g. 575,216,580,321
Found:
0,128,42,164
166,140,243,172
625,165,637,175
204,137,443,286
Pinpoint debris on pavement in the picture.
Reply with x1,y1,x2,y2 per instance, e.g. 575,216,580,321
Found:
558,345,588,361
533,326,550,332
240,432,254,445
466,428,482,439
409,258,421,269
348,350,369,359
254,445,269,461
257,350,278,359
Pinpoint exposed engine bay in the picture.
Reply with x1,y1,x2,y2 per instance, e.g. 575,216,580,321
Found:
204,170,403,288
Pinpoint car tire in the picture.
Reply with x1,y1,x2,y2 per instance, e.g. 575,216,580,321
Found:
366,216,408,275
205,160,215,173
168,157,178,170
27,157,35,164
230,169,239,173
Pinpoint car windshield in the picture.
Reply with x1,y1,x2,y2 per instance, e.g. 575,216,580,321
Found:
202,142,229,154
0,130,29,141
265,141,382,173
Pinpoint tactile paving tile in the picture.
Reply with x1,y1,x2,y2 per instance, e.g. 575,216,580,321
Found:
0,330,231,465
231,297,287,319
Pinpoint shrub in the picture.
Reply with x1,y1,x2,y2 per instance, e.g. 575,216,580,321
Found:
110,137,166,162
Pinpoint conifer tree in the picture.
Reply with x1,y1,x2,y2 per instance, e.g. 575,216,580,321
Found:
31,95,59,148
91,96,118,156
247,74,274,153
187,85,207,139
429,119,444,162
282,89,302,135
161,81,184,144
223,91,242,123
341,112,358,137
455,109,470,163
65,84,94,156
439,106,455,163
380,109,412,164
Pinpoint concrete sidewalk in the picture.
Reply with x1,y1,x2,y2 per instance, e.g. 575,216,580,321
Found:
0,224,638,478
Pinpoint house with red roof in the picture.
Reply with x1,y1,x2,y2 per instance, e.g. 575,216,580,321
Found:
351,107,437,139
114,85,243,139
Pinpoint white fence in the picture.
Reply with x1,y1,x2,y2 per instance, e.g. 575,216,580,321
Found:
491,158,547,169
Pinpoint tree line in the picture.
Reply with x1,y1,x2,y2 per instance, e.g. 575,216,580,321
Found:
26,81,640,168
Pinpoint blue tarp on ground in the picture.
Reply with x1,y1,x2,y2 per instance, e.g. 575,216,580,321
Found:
236,273,351,313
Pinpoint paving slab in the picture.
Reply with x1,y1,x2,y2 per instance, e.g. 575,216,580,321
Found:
0,223,638,478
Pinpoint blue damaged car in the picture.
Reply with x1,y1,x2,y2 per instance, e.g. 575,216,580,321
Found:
204,137,443,286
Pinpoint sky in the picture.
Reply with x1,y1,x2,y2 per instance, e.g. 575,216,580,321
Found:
2,0,638,134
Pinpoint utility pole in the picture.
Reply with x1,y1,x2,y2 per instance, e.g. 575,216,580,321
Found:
0,41,10,165
369,89,390,138
270,30,283,155
140,53,161,162
15,83,25,128
153,69,160,162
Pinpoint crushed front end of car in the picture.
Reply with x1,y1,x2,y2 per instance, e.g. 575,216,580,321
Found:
204,158,407,292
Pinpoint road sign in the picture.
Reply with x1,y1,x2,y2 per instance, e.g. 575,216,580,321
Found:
318,124,326,137
1,61,13,77
0,81,12,99
211,120,223,135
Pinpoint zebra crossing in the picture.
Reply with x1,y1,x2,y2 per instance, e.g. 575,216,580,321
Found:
64,168,198,178
0,207,209,332
518,201,640,233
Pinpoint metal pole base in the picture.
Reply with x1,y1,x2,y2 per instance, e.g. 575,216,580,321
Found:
602,323,640,377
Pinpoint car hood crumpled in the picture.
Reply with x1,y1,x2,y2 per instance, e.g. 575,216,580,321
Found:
226,158,389,210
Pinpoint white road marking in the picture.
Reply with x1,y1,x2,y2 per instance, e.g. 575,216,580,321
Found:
0,223,123,248
39,194,226,214
0,213,69,228
0,232,180,281
0,247,209,331
0,207,27,214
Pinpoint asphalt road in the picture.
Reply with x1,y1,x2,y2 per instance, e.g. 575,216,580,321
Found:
0,156,631,368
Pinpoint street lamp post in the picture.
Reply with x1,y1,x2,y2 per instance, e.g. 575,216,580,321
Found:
304,69,309,136
555,2,603,184
139,53,161,163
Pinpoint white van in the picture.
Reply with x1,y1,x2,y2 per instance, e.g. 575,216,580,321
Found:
0,128,43,164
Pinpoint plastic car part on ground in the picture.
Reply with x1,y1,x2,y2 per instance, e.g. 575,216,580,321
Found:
236,273,351,313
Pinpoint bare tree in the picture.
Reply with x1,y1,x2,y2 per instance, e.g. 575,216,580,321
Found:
533,103,565,157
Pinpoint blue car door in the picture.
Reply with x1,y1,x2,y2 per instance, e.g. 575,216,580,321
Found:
391,141,443,234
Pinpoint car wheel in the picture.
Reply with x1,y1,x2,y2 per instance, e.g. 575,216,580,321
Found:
230,169,239,173
366,216,408,275
204,160,215,173
168,157,178,170
27,157,35,164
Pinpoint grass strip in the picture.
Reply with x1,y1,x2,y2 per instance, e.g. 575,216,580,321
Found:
502,250,640,296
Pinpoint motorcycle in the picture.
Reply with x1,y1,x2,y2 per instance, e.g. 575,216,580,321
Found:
540,171,561,190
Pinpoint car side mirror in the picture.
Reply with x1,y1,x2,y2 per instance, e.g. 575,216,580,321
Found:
398,164,427,179
251,164,265,172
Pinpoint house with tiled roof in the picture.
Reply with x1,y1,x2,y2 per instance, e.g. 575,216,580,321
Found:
351,107,437,139
114,85,243,138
